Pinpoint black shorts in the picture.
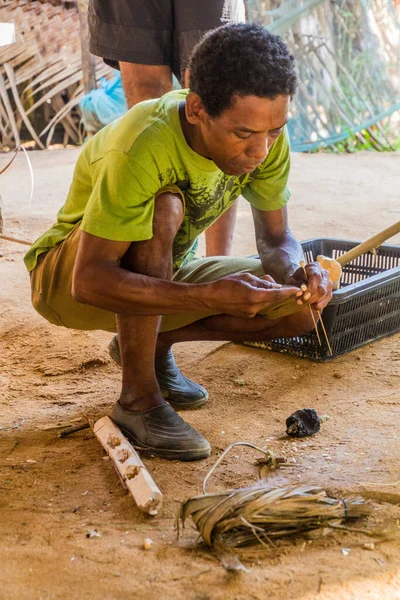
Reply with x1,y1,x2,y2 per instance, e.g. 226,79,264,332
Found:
88,0,245,79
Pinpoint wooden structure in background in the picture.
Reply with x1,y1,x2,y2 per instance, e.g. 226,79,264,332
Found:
0,0,112,149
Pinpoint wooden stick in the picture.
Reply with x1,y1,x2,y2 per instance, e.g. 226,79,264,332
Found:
337,221,400,266
77,0,97,94
0,145,19,176
317,311,333,356
59,422,90,438
309,308,323,347
93,416,163,516
0,234,32,246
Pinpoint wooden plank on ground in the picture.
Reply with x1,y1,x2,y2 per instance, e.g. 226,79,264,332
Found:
93,416,163,516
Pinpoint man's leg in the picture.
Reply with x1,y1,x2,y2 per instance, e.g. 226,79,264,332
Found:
154,252,316,350
204,202,238,256
157,308,317,350
116,191,198,411
119,63,173,108
111,192,210,460
88,0,175,107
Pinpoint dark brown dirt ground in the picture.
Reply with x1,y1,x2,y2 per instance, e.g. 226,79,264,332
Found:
0,148,399,600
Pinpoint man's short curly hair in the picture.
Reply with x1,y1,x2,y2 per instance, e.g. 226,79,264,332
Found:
189,24,297,118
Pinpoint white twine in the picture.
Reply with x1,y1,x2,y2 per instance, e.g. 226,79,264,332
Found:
18,144,34,207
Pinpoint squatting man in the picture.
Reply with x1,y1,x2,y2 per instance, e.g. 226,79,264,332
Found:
25,25,332,461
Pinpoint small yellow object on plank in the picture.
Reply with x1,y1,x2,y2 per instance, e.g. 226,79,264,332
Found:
93,416,163,516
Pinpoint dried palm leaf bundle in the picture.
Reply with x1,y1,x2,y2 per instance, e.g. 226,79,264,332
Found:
179,483,370,549
178,443,370,550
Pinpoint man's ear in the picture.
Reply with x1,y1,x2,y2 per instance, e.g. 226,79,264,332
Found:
185,92,208,125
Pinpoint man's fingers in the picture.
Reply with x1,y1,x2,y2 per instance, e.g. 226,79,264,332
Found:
236,273,281,289
262,274,277,284
313,292,332,311
252,285,299,302
294,264,332,306
304,270,324,295
288,267,307,287
253,280,282,290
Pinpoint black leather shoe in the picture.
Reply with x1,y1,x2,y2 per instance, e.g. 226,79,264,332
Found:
108,336,208,410
111,401,211,461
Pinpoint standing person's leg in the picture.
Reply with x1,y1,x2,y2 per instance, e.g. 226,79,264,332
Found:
88,0,175,107
173,0,246,256
120,64,173,108
202,206,239,256
172,0,246,83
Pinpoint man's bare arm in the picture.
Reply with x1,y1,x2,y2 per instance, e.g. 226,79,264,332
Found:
252,205,303,283
252,206,333,309
72,231,299,318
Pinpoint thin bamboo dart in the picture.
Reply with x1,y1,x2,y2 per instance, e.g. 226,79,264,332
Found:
317,311,333,356
299,260,332,354
310,308,323,347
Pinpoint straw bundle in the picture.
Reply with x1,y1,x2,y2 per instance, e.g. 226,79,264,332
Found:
0,0,113,149
178,483,370,548
178,443,370,550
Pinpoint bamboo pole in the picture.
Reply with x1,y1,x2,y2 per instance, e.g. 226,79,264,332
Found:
337,221,400,266
265,221,400,321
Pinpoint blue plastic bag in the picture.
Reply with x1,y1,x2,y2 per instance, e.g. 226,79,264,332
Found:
79,72,128,132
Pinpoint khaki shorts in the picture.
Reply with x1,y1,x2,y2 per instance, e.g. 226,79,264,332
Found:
30,225,264,333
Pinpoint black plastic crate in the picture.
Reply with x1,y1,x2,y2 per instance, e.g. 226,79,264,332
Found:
245,238,400,361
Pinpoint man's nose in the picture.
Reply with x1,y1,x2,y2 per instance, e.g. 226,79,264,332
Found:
246,138,269,162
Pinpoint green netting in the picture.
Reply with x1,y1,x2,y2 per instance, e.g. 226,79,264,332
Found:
246,0,400,151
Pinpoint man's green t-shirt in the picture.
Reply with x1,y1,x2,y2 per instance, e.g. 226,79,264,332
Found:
24,89,291,272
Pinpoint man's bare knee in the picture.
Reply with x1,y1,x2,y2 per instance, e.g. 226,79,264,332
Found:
120,192,183,278
152,192,184,243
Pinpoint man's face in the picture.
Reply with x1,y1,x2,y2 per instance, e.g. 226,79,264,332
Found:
190,94,290,176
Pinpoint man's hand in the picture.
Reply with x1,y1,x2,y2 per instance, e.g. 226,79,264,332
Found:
287,262,333,311
205,273,300,318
